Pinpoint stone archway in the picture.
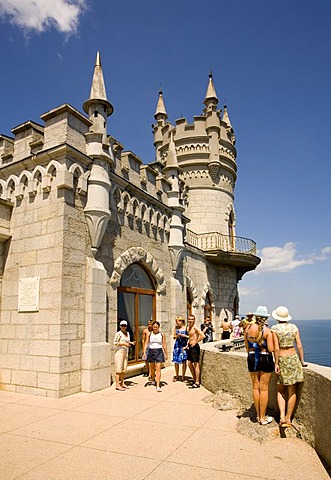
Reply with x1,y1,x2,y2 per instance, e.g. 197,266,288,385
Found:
109,247,166,294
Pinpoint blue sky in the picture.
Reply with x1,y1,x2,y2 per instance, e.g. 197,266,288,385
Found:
0,0,330,319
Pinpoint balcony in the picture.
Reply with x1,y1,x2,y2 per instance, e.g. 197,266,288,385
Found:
185,229,260,278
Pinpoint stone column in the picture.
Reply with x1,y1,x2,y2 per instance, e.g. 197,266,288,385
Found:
169,276,183,351
81,257,111,392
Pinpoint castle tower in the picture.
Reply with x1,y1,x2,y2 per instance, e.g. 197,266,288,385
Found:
154,73,237,237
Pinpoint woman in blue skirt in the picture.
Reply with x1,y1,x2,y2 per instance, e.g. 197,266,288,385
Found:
172,315,188,382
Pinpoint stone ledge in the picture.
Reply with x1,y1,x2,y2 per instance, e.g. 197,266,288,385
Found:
200,345,331,470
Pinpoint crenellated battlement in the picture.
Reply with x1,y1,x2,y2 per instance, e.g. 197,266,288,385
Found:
155,110,237,170
0,105,174,211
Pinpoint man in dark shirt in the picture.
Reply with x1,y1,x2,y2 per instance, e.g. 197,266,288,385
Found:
200,316,215,343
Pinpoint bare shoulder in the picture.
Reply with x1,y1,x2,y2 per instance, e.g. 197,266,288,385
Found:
264,326,272,336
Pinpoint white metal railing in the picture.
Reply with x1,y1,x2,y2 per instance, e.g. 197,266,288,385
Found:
185,230,257,256
215,337,246,352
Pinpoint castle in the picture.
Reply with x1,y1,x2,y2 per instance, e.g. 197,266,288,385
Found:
0,53,260,397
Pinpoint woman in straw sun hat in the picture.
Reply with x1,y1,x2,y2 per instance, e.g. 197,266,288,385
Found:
113,320,135,391
271,306,307,428
244,306,275,425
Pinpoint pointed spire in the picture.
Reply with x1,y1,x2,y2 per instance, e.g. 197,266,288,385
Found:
83,51,113,116
222,105,233,128
166,130,178,168
203,71,218,106
154,88,168,119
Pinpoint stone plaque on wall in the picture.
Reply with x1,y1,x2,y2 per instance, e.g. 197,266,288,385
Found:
18,277,40,312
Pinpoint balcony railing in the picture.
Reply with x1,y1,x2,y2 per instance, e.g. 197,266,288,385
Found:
215,337,246,352
185,229,257,256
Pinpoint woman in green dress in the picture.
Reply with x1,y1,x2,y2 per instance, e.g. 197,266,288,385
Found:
271,306,307,427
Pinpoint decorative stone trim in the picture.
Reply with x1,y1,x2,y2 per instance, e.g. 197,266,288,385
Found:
109,247,166,294
0,160,89,201
201,282,216,308
110,186,169,235
181,170,209,181
219,145,235,159
186,275,199,307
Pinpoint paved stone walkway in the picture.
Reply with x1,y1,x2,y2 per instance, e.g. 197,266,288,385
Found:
0,367,329,479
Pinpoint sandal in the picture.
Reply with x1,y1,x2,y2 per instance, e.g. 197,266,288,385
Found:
260,416,273,425
172,376,178,382
279,420,292,428
188,383,200,389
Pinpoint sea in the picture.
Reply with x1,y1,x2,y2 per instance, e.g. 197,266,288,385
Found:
267,318,331,368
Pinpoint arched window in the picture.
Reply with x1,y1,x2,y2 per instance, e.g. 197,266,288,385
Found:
204,292,212,321
228,211,235,250
186,287,193,319
117,263,156,364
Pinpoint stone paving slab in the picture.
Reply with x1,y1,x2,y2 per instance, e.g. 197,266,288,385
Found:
15,447,161,480
0,366,329,480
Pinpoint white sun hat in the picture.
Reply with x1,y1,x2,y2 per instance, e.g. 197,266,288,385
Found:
272,306,292,322
254,305,269,318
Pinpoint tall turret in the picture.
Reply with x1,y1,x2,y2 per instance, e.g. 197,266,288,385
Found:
204,71,218,108
222,105,236,145
83,52,113,255
153,89,168,163
163,130,184,273
156,73,237,237
204,72,222,174
83,51,113,147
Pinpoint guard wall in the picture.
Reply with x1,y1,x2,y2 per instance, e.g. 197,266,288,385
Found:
200,346,331,470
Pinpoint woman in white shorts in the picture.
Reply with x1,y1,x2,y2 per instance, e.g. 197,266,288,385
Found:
114,320,135,391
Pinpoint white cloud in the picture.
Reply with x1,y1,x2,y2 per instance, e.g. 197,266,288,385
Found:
319,246,331,259
238,286,264,296
0,0,86,34
255,242,331,274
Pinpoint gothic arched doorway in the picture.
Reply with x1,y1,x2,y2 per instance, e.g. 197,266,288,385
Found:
117,263,156,364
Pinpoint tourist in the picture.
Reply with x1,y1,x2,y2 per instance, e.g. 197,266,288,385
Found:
172,315,188,382
142,320,153,379
244,305,274,425
232,314,242,338
271,306,307,428
200,316,215,343
113,320,135,391
185,314,205,388
239,312,255,331
221,317,231,340
221,317,231,351
143,321,168,392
